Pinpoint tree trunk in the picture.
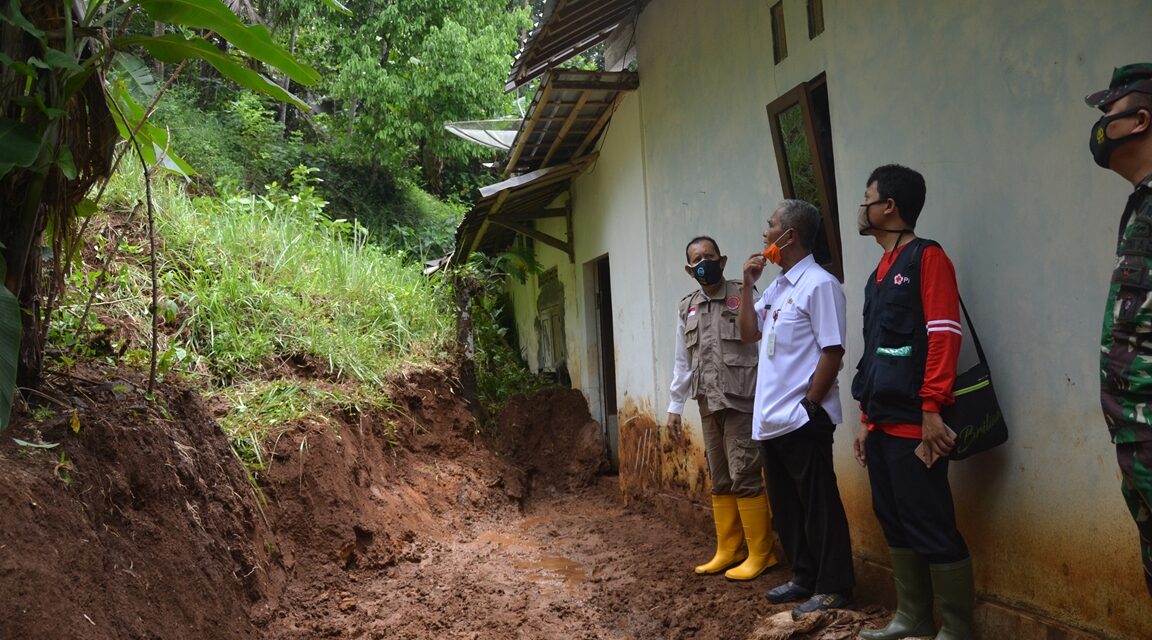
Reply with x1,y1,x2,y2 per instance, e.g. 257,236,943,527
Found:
15,248,42,391
453,274,484,425
421,142,444,197
153,21,165,78
278,23,298,128
3,168,48,392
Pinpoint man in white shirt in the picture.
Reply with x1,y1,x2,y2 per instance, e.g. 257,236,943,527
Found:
738,200,855,617
668,236,778,580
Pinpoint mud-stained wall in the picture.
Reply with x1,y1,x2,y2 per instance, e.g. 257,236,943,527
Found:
504,0,1152,636
631,1,1152,638
616,400,709,502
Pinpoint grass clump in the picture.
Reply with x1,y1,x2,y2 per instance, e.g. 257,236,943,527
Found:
53,163,452,468
156,164,452,384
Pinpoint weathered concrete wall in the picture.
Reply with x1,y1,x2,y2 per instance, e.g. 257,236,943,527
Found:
507,0,1152,637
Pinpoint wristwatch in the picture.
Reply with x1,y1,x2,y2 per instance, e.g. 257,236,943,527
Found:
800,397,819,417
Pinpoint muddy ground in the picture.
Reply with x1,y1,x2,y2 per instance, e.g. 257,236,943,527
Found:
0,364,891,639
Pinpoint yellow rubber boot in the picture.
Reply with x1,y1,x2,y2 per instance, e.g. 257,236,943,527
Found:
724,494,780,580
694,494,747,575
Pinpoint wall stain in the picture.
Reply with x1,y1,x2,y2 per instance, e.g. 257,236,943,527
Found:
616,399,708,502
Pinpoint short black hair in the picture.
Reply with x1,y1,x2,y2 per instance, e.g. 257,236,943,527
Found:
685,236,721,263
867,164,926,228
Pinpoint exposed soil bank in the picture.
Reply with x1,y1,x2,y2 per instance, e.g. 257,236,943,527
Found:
0,366,886,639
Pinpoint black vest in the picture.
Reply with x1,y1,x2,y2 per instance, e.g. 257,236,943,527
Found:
851,238,940,425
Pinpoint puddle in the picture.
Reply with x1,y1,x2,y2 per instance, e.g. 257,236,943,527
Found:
477,525,587,586
514,555,588,585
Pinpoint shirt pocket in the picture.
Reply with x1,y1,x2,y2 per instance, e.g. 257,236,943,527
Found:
1112,255,1152,327
878,298,918,347
719,313,757,397
684,312,700,349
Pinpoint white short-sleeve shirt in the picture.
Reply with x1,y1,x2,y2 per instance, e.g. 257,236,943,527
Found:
752,254,846,440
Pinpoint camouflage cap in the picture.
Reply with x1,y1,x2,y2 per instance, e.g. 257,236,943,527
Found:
1086,63,1152,109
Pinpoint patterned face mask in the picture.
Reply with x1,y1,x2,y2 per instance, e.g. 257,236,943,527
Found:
1090,108,1148,169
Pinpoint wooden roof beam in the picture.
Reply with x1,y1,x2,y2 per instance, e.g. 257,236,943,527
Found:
468,189,510,255
573,92,624,157
502,81,553,177
489,217,573,262
542,92,589,168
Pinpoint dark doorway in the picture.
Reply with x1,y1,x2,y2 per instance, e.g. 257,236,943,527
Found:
594,256,618,472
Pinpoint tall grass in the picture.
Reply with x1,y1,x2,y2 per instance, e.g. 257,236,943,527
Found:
155,165,451,383
60,162,453,467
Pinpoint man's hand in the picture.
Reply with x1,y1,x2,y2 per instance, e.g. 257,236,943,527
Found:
853,424,868,467
667,413,683,442
920,411,956,460
743,253,766,286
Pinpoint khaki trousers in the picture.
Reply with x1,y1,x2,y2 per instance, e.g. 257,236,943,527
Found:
701,408,764,497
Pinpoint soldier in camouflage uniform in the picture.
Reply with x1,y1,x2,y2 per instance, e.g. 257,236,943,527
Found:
1088,63,1152,595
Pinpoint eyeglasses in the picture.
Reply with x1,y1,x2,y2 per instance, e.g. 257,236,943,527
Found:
859,199,888,209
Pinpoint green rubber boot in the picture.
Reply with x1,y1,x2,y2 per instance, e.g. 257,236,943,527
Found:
859,548,935,640
930,557,975,640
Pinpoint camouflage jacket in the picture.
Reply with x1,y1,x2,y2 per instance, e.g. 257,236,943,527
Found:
1101,171,1152,444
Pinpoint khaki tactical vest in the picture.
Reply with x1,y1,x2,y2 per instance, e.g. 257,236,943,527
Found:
678,279,759,416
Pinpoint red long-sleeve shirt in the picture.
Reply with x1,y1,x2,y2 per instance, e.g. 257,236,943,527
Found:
863,242,961,439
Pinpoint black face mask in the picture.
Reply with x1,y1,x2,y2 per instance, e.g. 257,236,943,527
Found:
691,258,724,287
1090,108,1148,168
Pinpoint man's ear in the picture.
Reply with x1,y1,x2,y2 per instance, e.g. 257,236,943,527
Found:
684,264,694,277
720,255,728,270
1136,108,1152,134
881,200,900,224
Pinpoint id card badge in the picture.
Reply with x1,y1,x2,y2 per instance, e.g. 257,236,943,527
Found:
766,330,776,357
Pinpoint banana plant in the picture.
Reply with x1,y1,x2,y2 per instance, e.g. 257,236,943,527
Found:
0,0,326,431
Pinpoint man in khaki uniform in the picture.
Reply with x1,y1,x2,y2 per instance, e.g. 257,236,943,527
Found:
669,235,778,580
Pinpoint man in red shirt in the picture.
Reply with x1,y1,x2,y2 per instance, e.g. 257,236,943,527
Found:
851,165,973,640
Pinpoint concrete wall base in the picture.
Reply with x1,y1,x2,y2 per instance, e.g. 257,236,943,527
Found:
854,556,1120,640
645,490,1123,640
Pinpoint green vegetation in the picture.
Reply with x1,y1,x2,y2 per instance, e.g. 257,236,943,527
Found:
455,251,556,426
3,0,569,460
1,0,320,429
50,162,453,464
51,158,556,469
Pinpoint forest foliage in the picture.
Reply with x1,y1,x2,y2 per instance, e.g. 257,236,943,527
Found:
0,0,558,435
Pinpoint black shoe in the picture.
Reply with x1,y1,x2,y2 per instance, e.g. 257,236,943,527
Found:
790,592,853,619
765,581,814,604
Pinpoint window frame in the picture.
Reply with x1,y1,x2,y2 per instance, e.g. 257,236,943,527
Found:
770,1,787,64
765,74,843,281
807,0,825,39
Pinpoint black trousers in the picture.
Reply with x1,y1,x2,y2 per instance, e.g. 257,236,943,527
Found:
865,429,969,564
759,412,855,594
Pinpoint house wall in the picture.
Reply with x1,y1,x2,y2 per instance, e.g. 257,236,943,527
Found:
506,0,1152,636
505,92,676,488
818,2,1151,637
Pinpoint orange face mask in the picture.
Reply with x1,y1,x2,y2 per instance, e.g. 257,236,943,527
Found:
761,229,794,265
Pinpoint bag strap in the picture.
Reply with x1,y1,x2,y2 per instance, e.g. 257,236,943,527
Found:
958,296,988,367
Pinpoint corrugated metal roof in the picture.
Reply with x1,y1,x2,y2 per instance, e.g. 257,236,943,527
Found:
451,156,597,264
449,68,638,264
506,0,640,91
501,69,638,177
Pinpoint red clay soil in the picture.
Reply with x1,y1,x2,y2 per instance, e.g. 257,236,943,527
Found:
0,365,889,639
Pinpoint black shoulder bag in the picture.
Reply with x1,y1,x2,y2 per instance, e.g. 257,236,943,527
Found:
942,297,1009,460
